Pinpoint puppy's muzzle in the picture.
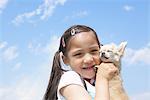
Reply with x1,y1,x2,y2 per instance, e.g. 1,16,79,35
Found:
101,52,109,59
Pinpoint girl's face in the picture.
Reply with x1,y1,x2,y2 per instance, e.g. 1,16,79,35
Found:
63,31,101,79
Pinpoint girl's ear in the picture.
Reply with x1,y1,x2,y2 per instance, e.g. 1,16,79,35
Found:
62,55,69,65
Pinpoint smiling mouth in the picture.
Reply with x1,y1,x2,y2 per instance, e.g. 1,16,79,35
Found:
101,55,109,59
104,56,109,59
83,65,94,70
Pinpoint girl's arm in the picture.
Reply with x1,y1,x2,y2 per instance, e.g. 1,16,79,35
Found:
60,63,118,100
95,73,109,100
58,71,92,100
95,62,118,100
60,84,91,100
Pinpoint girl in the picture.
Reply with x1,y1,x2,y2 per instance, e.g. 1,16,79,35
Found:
44,25,118,100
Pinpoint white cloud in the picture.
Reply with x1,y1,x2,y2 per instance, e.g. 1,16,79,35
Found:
0,0,8,14
28,42,42,54
0,77,45,100
0,52,51,100
63,10,88,22
123,5,134,12
74,10,88,18
1,46,19,62
123,42,150,65
12,0,67,25
12,62,22,71
0,41,19,62
0,41,7,49
28,35,60,55
130,92,150,100
44,35,60,54
27,35,60,76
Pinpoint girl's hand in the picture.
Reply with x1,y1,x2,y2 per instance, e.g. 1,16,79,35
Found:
95,62,118,81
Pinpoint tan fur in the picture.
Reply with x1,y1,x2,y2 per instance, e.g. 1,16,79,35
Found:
100,41,129,100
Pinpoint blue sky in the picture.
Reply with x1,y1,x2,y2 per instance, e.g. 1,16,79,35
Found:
0,0,150,100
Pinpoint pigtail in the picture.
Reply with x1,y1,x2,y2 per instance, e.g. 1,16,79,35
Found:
43,51,63,100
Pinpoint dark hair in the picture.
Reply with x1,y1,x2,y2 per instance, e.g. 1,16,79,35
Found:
43,25,100,100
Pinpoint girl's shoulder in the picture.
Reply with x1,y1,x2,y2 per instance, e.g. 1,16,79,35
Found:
59,71,84,86
61,71,80,78
57,71,84,100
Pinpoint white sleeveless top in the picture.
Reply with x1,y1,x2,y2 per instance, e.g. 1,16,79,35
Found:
57,71,95,100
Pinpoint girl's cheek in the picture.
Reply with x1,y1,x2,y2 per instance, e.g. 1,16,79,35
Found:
94,56,100,64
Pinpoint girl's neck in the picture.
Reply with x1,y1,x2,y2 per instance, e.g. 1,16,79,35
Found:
84,77,95,86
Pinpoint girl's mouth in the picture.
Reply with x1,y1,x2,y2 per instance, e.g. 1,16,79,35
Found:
83,65,94,70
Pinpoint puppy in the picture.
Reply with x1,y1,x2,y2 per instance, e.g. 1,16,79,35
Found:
100,41,129,100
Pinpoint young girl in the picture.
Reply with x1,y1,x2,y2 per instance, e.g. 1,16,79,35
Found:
43,25,118,100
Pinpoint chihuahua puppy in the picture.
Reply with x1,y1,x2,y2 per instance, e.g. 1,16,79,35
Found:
99,41,129,100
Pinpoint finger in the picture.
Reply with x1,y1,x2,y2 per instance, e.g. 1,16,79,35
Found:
115,68,119,75
111,68,119,76
94,65,99,68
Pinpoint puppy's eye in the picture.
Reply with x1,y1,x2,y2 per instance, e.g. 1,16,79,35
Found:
114,53,119,55
107,50,112,52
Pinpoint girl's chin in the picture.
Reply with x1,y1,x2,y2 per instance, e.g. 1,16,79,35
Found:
84,73,95,79
80,69,96,79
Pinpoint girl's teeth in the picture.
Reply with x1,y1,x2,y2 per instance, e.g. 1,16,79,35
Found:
84,66,93,69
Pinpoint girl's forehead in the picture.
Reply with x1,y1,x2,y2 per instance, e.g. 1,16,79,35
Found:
67,31,99,50
71,31,96,41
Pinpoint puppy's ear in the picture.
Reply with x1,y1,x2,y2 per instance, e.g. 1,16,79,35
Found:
118,41,127,56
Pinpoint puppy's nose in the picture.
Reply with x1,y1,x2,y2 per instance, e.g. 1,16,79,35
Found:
101,52,105,56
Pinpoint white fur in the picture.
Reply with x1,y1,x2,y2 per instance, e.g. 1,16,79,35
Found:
100,41,129,100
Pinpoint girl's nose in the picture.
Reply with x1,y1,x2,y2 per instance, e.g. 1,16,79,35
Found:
83,53,94,64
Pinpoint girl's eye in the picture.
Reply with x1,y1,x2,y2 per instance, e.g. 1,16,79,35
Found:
91,49,99,54
73,53,83,57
